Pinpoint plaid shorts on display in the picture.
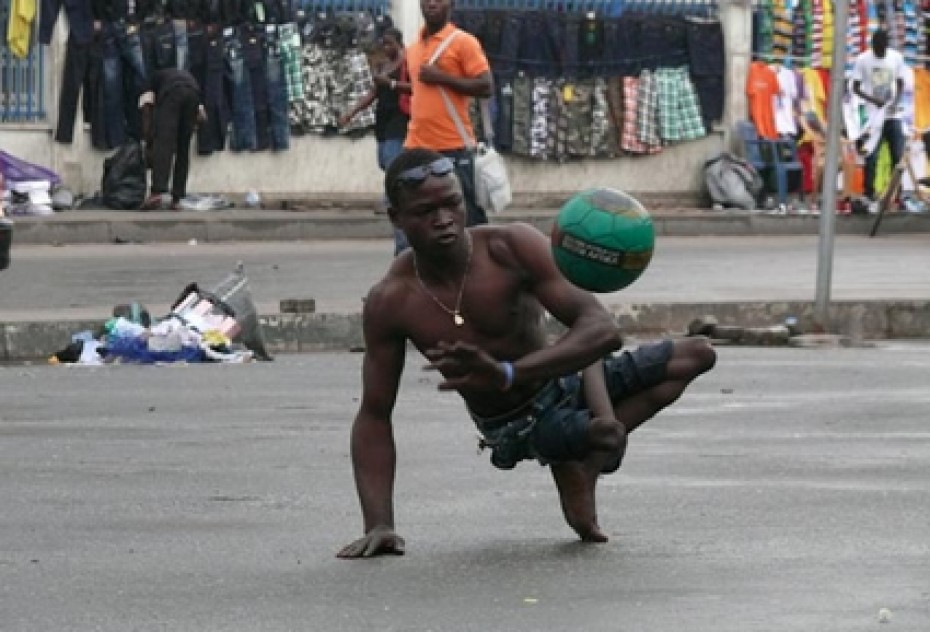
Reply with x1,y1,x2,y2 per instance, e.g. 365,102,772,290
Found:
622,76,661,154
656,66,706,143
636,70,661,147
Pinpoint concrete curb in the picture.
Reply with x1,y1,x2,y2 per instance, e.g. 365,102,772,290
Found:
8,209,930,245
3,300,928,362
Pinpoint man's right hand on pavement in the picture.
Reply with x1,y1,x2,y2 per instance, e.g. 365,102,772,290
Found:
337,525,405,559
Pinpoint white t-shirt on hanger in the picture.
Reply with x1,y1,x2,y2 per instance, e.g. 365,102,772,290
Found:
773,65,798,136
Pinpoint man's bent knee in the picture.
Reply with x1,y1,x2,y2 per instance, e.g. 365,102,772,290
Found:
588,416,625,454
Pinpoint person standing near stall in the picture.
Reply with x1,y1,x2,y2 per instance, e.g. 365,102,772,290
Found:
404,0,493,228
340,27,412,254
850,29,907,205
139,67,206,210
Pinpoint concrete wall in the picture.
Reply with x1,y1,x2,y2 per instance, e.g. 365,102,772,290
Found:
0,0,750,201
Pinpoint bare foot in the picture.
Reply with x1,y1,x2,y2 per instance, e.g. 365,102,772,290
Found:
577,521,609,543
550,459,609,543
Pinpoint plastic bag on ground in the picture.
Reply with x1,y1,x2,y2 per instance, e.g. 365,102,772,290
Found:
207,263,273,361
101,142,147,210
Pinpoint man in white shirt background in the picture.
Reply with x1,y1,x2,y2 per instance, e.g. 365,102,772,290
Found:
850,28,907,202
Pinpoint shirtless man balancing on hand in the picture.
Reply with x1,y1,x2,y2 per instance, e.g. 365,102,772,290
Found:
337,148,717,558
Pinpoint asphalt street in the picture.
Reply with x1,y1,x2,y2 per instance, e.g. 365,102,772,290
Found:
1,345,928,631
3,234,930,322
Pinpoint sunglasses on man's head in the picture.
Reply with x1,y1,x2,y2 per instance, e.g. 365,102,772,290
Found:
393,157,455,191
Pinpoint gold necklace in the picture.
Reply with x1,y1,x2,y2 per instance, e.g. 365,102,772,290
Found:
413,232,473,327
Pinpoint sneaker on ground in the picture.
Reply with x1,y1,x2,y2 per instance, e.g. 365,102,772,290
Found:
141,194,167,210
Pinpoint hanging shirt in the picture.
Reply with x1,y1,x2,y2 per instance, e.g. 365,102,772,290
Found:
746,60,779,139
913,67,930,131
7,0,37,58
800,67,826,123
851,47,908,120
820,0,835,68
773,64,798,136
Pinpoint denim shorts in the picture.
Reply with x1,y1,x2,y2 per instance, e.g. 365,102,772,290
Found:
469,340,674,470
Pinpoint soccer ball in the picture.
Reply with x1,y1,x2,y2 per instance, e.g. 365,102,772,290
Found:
551,188,654,293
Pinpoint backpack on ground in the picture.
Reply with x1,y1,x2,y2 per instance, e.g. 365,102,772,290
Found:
704,152,763,211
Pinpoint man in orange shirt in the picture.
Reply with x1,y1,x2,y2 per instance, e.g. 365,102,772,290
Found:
404,0,493,227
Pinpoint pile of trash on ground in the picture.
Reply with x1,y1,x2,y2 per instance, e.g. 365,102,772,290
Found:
50,263,272,366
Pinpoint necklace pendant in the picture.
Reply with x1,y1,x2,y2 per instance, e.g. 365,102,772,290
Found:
453,313,465,327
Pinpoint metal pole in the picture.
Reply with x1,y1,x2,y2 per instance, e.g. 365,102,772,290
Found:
814,0,850,326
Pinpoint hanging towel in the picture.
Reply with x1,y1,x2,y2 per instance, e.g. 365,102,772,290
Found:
7,0,37,58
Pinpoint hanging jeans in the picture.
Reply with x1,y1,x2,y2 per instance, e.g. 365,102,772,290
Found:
264,34,290,151
495,12,522,77
242,30,271,151
645,17,689,70
55,35,96,143
102,22,148,146
518,13,563,78
562,16,581,78
174,20,189,70
225,32,257,151
686,18,725,129
198,31,230,154
187,21,206,88
87,39,110,150
602,18,636,77
482,10,506,60
144,21,176,72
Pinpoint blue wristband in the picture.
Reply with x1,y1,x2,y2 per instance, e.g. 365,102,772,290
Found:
500,361,515,391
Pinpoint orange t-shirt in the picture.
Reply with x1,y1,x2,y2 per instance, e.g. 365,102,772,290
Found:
746,61,780,139
914,68,930,131
404,23,490,151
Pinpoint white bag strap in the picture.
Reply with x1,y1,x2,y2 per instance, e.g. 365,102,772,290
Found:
438,88,476,149
439,94,494,149
427,28,461,65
